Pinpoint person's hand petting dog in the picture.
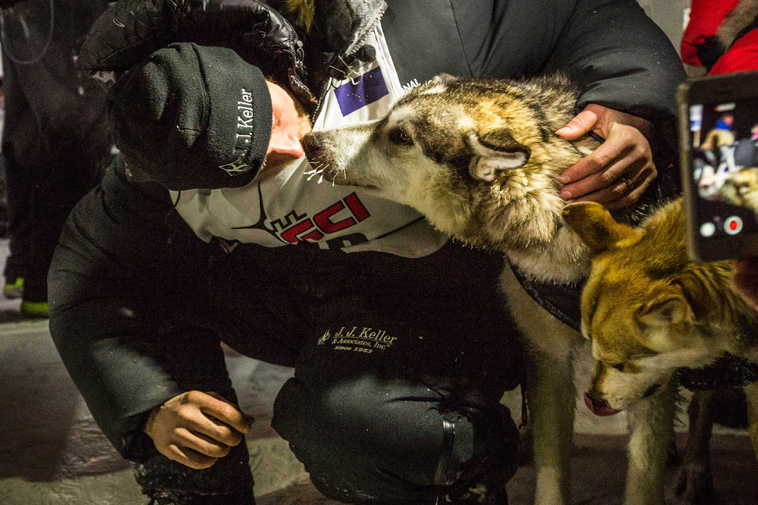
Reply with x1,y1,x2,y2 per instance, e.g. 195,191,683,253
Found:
557,103,656,210
144,391,253,469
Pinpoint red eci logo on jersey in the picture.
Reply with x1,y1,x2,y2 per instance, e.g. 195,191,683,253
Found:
279,192,370,244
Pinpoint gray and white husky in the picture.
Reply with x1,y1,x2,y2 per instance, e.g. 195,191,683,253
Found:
303,74,675,505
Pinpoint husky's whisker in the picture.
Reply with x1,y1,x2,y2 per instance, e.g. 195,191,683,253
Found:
304,164,327,182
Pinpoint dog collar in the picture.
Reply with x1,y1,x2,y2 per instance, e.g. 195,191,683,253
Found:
677,353,758,391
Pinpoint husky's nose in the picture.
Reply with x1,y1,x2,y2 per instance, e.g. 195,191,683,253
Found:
301,133,322,159
584,390,621,416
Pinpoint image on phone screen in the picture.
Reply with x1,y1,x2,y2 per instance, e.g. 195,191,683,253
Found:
689,99,758,242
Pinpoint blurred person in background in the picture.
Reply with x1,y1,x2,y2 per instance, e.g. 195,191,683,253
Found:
0,0,111,316
681,0,758,76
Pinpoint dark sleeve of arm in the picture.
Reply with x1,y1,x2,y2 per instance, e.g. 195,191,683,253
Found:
544,0,685,121
78,0,314,106
48,161,184,461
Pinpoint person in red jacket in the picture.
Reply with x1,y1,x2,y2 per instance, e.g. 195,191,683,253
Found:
682,0,758,74
683,1,758,306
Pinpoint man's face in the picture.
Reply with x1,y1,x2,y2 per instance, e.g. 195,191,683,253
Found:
264,81,313,170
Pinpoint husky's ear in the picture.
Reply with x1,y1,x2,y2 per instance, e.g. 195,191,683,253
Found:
563,202,642,255
635,288,694,351
465,131,530,182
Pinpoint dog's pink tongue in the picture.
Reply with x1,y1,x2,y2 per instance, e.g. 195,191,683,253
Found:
584,393,622,416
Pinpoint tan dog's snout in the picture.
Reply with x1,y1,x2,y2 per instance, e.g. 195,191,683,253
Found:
584,389,621,417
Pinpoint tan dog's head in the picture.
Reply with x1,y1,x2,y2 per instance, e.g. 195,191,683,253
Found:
563,200,724,414
303,74,592,252
719,167,758,215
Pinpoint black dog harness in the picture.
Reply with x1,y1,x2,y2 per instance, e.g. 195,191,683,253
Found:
511,265,583,331
677,354,758,390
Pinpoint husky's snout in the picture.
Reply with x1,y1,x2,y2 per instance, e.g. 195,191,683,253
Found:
301,132,324,161
302,126,377,188
302,131,347,184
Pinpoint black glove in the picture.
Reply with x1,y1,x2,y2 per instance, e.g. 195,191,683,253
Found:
78,0,315,107
109,43,272,190
696,35,726,72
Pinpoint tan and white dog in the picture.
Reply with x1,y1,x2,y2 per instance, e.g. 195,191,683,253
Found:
303,74,673,505
563,198,758,480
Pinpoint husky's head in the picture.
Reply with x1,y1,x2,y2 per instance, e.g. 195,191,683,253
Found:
562,200,743,414
303,74,590,252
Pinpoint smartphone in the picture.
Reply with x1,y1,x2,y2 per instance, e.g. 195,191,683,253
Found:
678,71,758,262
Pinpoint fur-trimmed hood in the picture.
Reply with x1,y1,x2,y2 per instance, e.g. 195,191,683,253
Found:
267,0,386,57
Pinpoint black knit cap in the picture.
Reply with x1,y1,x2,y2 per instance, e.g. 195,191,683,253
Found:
109,42,272,190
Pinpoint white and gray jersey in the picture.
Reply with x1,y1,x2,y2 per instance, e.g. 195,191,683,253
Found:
171,26,448,259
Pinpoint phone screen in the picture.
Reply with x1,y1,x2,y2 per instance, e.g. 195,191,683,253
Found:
687,98,758,245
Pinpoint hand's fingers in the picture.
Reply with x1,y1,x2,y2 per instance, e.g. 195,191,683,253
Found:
173,426,232,459
186,409,244,447
560,121,649,185
560,136,634,187
560,150,636,200
603,174,654,210
191,391,252,435
571,166,654,209
556,109,599,140
179,394,247,445
166,443,219,470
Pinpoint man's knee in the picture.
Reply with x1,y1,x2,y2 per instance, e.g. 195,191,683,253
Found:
272,374,519,504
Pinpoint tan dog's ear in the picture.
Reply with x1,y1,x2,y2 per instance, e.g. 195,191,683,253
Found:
465,131,530,182
563,202,642,254
635,289,694,351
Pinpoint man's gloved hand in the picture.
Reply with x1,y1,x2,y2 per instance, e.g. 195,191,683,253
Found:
696,35,727,72
144,391,253,470
110,42,272,190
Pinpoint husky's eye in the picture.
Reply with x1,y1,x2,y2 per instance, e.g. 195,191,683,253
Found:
388,127,413,146
610,363,625,372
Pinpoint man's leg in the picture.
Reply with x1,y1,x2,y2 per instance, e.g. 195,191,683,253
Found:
274,371,518,505
1,149,31,300
20,154,102,316
270,306,520,505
